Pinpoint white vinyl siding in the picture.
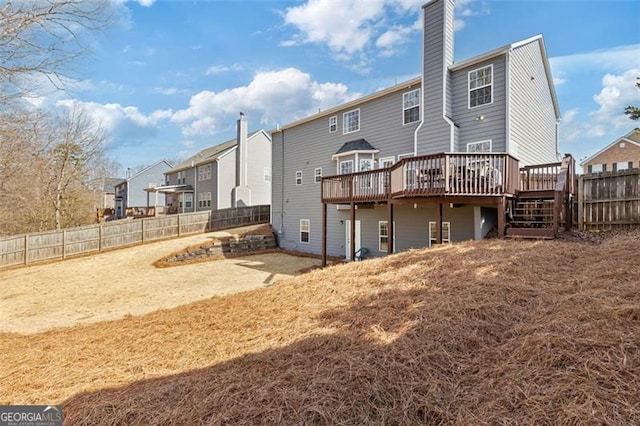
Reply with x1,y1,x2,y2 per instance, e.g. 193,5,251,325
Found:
295,170,303,185
329,116,337,133
403,89,420,124
314,167,322,183
343,109,360,134
264,167,271,183
300,219,310,244
469,65,493,108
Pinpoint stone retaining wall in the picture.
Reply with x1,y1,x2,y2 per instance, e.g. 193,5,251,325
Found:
166,233,277,263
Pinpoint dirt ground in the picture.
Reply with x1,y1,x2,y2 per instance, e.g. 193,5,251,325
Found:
0,228,320,335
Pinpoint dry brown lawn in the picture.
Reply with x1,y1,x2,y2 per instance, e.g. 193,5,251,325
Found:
1,230,639,425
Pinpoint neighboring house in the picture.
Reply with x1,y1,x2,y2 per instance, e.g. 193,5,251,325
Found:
114,160,173,218
271,0,561,261
159,113,271,214
91,177,122,210
580,128,640,173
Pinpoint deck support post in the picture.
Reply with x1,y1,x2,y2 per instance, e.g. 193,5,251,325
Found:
437,203,443,244
321,202,327,267
350,202,356,261
497,196,506,238
387,202,394,255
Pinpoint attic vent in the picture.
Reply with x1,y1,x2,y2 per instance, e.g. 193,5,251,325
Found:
620,142,626,148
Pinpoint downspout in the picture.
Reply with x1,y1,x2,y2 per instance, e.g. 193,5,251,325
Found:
280,128,285,237
441,1,455,153
556,119,561,160
505,49,511,156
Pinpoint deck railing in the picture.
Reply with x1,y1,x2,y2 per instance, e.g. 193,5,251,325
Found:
322,152,519,203
519,162,562,191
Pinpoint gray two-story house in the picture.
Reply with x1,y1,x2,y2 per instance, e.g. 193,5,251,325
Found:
162,113,272,213
272,0,566,262
114,160,173,218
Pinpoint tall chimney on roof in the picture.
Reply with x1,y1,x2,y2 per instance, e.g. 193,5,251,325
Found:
416,0,456,154
233,112,251,207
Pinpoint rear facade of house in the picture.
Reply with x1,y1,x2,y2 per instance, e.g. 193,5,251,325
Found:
271,0,560,259
163,115,272,214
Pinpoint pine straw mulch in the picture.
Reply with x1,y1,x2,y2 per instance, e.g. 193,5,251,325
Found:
1,231,639,425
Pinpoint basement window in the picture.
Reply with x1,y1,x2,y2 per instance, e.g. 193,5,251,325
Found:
300,219,310,243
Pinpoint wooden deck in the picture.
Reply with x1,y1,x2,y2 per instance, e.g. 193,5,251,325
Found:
322,153,520,204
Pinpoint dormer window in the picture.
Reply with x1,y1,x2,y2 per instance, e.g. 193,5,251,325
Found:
468,65,493,108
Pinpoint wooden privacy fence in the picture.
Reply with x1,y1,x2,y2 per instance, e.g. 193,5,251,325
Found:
578,170,640,231
0,204,270,269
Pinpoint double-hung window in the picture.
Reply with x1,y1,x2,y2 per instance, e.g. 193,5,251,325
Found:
468,65,493,108
295,171,303,185
329,116,337,133
340,160,354,175
314,168,322,183
343,109,360,134
403,89,420,124
300,219,310,243
198,164,212,181
429,221,451,246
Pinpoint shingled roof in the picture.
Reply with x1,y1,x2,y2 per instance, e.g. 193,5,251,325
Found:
334,139,378,155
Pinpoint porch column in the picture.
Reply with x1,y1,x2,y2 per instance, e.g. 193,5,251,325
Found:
350,202,356,261
387,202,394,255
146,191,150,211
437,202,443,244
321,202,327,267
497,196,506,238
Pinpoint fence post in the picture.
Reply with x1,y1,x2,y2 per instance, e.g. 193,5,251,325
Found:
177,214,181,237
141,219,145,243
99,224,103,252
577,175,584,231
24,234,29,265
62,230,66,259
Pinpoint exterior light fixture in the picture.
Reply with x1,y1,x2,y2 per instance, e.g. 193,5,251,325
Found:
475,115,485,121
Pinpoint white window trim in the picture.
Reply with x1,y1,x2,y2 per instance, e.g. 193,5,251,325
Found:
429,221,451,246
329,115,337,133
378,221,396,252
397,152,414,160
314,167,322,183
295,170,303,186
379,156,395,169
359,158,373,171
343,108,360,134
402,89,420,125
300,219,310,244
468,64,493,109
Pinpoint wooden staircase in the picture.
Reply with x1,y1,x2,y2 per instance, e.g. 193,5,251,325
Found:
506,191,556,239
505,155,576,239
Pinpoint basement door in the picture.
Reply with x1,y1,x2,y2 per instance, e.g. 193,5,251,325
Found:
344,220,361,259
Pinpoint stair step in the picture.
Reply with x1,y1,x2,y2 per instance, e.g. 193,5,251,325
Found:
506,227,556,239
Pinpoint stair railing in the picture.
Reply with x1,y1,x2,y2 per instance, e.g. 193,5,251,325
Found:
553,154,576,233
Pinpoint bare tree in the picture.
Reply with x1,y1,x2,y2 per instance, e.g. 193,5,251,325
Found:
43,106,106,230
0,0,111,104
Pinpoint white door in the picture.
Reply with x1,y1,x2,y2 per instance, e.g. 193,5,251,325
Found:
345,220,361,259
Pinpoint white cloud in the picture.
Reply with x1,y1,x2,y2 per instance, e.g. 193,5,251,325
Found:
550,44,640,75
205,64,244,76
281,0,485,66
171,68,360,136
560,68,640,146
56,99,166,146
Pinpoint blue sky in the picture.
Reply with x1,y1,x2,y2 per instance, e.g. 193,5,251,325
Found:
40,0,640,173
